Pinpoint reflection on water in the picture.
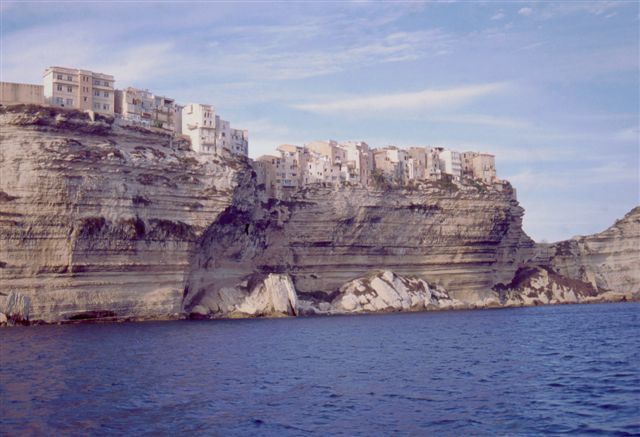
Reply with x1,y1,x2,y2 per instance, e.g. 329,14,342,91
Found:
1,303,639,434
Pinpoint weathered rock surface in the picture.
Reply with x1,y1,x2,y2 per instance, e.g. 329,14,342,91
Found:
0,105,248,323
495,265,637,306
329,270,464,313
1,105,637,325
189,273,298,318
534,207,640,294
185,183,535,315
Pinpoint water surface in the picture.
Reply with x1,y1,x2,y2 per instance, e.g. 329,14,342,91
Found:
2,303,639,435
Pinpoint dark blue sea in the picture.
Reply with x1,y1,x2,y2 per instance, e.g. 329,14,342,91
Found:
1,303,639,435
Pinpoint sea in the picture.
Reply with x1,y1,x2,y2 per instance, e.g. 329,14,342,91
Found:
1,302,639,435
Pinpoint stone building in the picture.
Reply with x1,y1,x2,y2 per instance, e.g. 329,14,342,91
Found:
0,82,44,106
43,66,114,115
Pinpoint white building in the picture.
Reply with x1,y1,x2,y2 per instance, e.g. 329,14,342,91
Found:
181,103,248,156
438,149,462,180
43,66,114,115
181,103,216,154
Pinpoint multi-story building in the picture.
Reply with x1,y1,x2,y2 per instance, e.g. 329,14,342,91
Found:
181,103,216,154
0,82,44,105
276,144,306,190
231,128,249,156
338,141,372,185
438,149,462,180
426,148,443,180
471,153,497,184
255,155,281,197
114,87,180,131
373,147,408,183
181,103,248,156
304,151,340,185
43,66,114,115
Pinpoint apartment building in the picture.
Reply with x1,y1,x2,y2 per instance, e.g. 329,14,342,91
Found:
438,149,462,180
255,155,280,197
231,128,249,156
276,144,306,190
471,153,497,184
181,103,248,156
114,87,180,131
182,103,217,154
338,141,372,185
43,66,114,115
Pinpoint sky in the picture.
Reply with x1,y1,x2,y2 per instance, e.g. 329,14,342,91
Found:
1,1,638,243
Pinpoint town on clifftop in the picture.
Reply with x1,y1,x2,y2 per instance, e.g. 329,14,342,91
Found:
1,66,505,198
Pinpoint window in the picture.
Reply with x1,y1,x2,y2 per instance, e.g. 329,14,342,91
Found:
57,85,62,91
83,97,88,102
104,91,109,98
94,103,100,109
67,86,72,92
55,97,63,104
57,74,63,80
103,104,109,110
67,75,73,81
104,81,109,87
94,90,100,96
66,99,73,106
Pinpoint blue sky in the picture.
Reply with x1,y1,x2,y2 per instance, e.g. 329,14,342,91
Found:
1,1,638,242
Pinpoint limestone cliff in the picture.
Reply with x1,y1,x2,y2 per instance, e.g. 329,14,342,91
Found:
535,207,640,294
1,105,637,325
184,182,535,316
0,105,248,323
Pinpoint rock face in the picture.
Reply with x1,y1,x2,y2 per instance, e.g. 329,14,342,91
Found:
191,273,298,318
535,207,640,294
185,183,535,315
494,265,637,306
0,105,247,323
1,105,637,325
329,270,463,313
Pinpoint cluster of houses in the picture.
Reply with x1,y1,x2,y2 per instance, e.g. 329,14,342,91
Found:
1,66,500,198
0,66,248,157
254,141,498,198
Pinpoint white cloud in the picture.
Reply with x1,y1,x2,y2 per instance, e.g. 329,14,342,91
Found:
518,7,533,16
491,12,505,20
292,82,509,114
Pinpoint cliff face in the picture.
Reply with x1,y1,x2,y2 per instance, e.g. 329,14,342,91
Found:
184,183,535,315
0,105,247,323
1,105,637,325
536,207,640,294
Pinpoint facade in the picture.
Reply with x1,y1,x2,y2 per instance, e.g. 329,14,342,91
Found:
182,103,216,154
43,66,114,115
181,103,248,156
114,87,179,131
373,147,408,183
338,141,372,185
0,82,44,105
231,128,249,156
276,144,306,190
471,153,497,184
438,149,462,180
255,155,280,196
